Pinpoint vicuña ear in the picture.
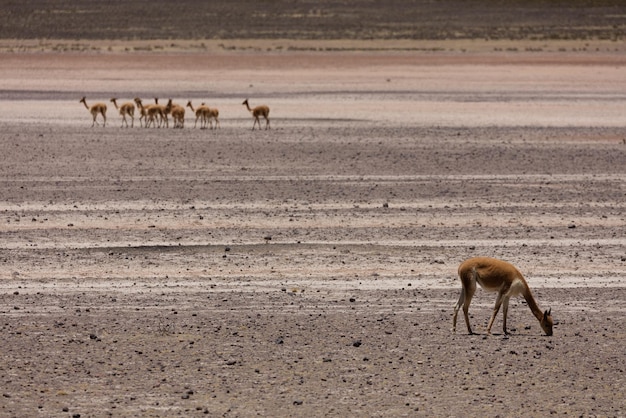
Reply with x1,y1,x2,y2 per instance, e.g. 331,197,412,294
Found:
544,308,551,317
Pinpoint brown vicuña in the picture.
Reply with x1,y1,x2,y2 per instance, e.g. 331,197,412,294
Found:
452,257,553,336
110,98,135,128
79,96,107,127
187,101,210,129
242,98,270,130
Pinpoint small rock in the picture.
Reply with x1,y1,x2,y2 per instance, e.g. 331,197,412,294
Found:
353,340,362,347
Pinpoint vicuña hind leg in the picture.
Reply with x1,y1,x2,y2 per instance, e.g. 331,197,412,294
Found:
454,270,477,334
452,288,465,333
462,283,476,334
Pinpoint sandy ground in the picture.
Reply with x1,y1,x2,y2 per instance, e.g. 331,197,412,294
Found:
1,49,626,416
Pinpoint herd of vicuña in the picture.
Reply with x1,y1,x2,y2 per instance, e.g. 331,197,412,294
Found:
79,97,270,130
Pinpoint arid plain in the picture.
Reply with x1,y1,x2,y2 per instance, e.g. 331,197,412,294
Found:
1,36,626,418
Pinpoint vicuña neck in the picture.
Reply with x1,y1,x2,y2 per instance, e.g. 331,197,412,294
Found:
523,290,544,321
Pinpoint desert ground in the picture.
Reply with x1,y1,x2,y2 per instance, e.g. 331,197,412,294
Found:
1,47,625,417
1,23,626,417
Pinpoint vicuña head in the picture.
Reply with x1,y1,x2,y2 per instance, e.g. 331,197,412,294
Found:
540,307,553,336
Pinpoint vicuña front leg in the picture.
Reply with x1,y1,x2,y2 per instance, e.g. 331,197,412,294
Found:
486,290,506,335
